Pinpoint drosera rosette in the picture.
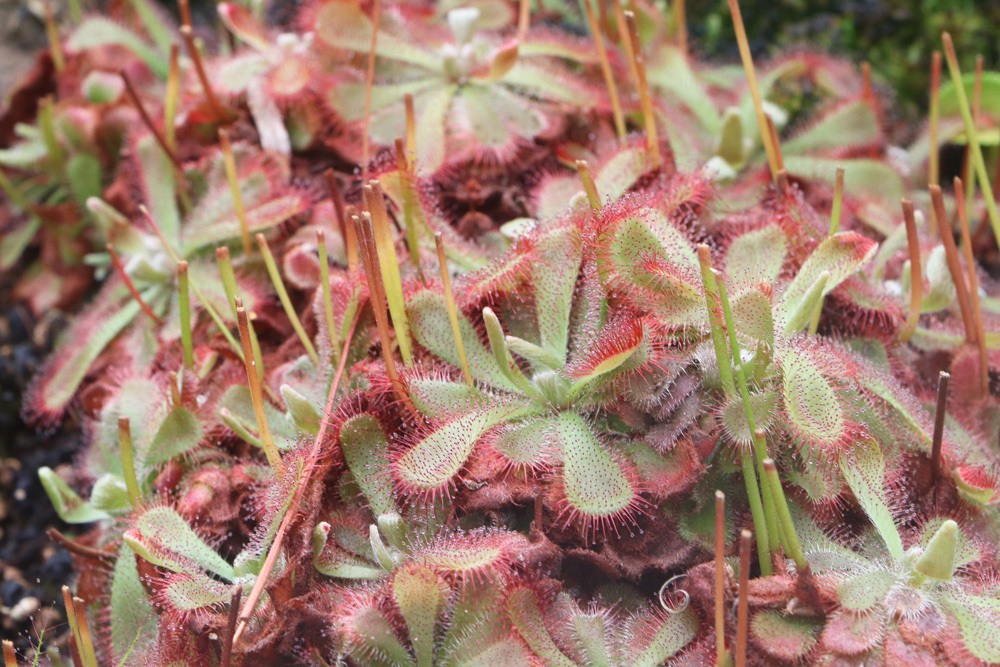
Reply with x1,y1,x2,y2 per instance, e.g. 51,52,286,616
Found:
774,443,1000,665
23,132,308,424
308,0,600,174
214,2,330,156
396,203,704,546
503,578,699,667
0,59,136,313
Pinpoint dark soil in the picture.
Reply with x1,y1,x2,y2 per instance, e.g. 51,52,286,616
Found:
0,285,83,657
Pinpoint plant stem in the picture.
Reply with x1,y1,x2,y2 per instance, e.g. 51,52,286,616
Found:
941,33,1000,250
404,94,416,167
899,200,922,343
3,639,16,667
576,160,601,211
38,98,64,181
355,213,403,390
762,458,808,572
623,11,661,167
360,0,382,180
363,181,413,365
257,233,321,365
953,178,989,397
715,491,727,664
214,246,264,381
696,245,736,395
42,0,64,73
232,310,361,646
235,302,281,468
118,417,141,507
178,260,194,369
928,51,941,190
809,167,845,334
583,0,625,139
219,130,252,254
71,597,98,667
106,243,162,323
740,451,771,576
727,0,778,179
961,55,983,221
122,70,182,171
316,229,341,359
735,529,751,667
394,139,424,279
673,0,688,55
929,185,977,343
715,271,780,557
180,26,226,121
61,587,84,667
164,45,180,152
930,371,950,486
436,234,473,386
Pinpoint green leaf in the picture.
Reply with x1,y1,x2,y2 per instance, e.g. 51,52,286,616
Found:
136,135,179,242
724,224,787,284
408,290,515,390
782,157,905,230
181,190,308,255
161,572,233,612
393,565,446,667
648,46,721,135
314,547,384,579
913,519,958,582
838,440,904,562
534,225,582,361
413,86,455,175
506,586,576,667
0,139,48,168
729,287,775,348
408,379,484,418
556,412,638,525
939,71,1000,118
783,100,880,156
340,413,396,516
66,153,103,206
312,0,439,69
836,570,895,611
0,217,41,271
109,543,157,661
777,232,876,329
217,385,297,443
125,506,235,580
505,335,563,372
456,85,544,154
502,61,586,105
144,407,202,468
941,593,1000,663
631,607,699,667
569,609,613,666
392,407,509,497
780,346,846,450
38,467,109,523
490,417,557,470
598,206,704,325
280,384,320,435
33,290,141,417
67,18,167,78
90,474,132,514
345,605,416,667
750,611,819,662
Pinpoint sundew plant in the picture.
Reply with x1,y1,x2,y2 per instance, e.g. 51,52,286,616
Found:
0,0,999,665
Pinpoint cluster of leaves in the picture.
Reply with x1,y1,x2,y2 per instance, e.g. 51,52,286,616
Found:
1,0,998,665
